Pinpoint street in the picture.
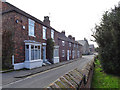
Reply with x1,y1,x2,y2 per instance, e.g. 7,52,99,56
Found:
2,55,94,88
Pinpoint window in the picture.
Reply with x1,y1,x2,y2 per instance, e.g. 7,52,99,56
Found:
74,44,76,47
43,26,47,39
69,50,71,56
31,45,41,60
69,43,71,47
25,44,41,61
28,19,35,36
77,51,80,57
51,29,54,40
62,50,65,57
72,50,74,58
54,49,59,57
62,41,65,46
77,44,78,48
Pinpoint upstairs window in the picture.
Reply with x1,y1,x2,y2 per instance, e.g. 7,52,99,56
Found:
77,44,78,48
74,44,76,47
51,29,54,40
69,43,71,47
43,26,47,39
62,41,65,46
28,19,35,36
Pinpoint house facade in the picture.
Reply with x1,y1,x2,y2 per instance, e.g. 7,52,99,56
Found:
77,38,90,55
2,1,82,70
89,44,95,55
58,32,82,62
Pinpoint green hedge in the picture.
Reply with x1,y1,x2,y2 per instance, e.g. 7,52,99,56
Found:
92,4,120,76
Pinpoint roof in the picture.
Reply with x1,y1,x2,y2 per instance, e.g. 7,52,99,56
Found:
2,2,59,33
77,40,86,46
58,33,82,46
2,2,82,46
89,44,94,48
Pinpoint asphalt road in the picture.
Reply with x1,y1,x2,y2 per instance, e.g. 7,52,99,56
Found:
3,55,94,88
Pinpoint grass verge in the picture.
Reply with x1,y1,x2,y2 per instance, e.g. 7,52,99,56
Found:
91,59,120,88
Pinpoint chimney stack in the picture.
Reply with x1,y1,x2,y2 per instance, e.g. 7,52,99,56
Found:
68,35,72,39
73,37,75,41
43,16,50,26
61,31,65,35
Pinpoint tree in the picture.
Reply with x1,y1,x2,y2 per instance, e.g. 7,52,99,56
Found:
92,4,120,76
46,38,54,64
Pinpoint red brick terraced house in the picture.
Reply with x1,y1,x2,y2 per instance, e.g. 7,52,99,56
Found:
2,1,82,70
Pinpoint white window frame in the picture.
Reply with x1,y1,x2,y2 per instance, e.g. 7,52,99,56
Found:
28,19,35,37
62,41,65,46
62,50,65,57
43,26,47,40
74,44,76,47
69,50,71,56
51,29,54,40
69,43,71,47
77,51,80,57
25,43,41,61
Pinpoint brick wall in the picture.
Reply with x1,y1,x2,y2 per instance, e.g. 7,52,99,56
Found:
2,2,82,67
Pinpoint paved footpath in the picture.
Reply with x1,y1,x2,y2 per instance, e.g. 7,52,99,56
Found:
2,55,95,88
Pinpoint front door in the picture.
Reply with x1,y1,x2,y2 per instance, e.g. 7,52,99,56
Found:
43,46,46,62
67,50,69,60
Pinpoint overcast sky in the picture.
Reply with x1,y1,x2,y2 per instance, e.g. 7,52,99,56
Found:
6,0,120,47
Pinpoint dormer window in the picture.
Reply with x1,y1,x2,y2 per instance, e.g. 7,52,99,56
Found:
28,19,35,37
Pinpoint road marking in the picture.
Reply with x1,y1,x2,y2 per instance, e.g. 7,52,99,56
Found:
3,60,78,87
3,77,29,88
27,61,74,78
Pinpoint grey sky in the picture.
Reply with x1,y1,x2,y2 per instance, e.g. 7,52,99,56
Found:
6,0,120,47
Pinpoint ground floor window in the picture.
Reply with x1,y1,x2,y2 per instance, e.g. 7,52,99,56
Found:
77,51,80,58
54,49,59,57
25,43,41,61
62,50,65,57
69,50,71,56
72,50,74,59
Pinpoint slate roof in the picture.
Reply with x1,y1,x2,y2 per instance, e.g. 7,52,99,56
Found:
89,44,94,48
2,2,59,33
2,2,82,46
77,40,86,46
58,33,82,46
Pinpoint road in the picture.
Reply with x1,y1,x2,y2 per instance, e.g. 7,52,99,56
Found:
2,55,94,88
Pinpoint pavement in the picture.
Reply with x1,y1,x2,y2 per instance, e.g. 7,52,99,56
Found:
3,58,77,78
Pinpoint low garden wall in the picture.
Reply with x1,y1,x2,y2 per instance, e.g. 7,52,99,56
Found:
47,58,95,89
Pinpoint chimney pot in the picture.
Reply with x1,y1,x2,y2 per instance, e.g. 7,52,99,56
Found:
73,37,75,41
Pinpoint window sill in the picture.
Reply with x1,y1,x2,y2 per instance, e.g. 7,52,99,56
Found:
25,59,42,63
43,38,47,40
29,35,36,38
